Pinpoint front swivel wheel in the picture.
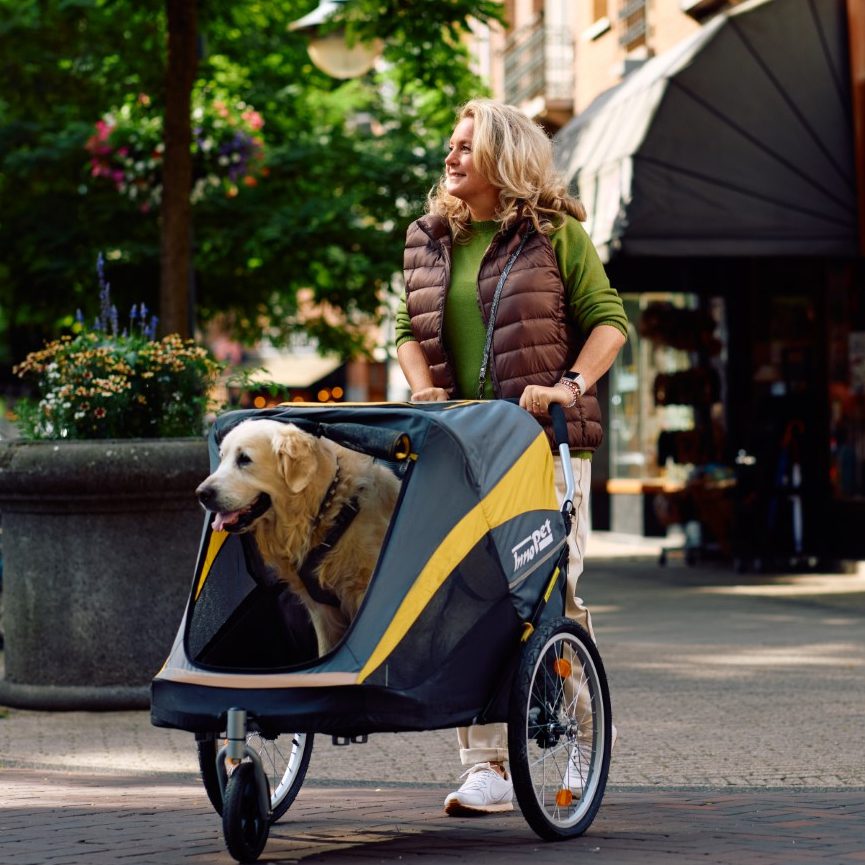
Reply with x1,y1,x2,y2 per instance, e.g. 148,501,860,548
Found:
222,761,270,862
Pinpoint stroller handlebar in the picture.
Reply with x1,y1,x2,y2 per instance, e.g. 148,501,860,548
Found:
549,403,576,515
502,399,575,518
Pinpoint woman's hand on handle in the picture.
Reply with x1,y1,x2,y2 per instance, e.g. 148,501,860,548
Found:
411,386,450,402
519,384,572,418
397,341,449,402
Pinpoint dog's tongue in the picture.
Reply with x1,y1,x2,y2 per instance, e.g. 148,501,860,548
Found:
212,511,241,532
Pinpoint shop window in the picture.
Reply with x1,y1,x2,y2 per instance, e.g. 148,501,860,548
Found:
609,293,727,481
828,266,865,500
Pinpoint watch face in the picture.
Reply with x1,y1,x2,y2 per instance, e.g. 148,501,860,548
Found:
562,371,580,380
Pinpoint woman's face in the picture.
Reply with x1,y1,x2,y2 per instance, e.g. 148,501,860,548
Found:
444,117,499,220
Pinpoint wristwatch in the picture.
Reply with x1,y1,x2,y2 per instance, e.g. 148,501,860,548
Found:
562,370,586,395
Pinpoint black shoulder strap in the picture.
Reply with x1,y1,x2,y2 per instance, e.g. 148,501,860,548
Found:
297,497,361,608
477,225,534,399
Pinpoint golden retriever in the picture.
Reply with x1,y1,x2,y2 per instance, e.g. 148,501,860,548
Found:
196,418,400,655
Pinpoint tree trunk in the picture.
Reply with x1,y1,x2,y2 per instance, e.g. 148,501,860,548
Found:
160,0,198,338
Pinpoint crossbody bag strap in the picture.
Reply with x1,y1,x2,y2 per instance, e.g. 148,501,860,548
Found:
477,225,534,399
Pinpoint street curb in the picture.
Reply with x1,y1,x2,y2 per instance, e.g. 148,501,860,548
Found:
0,679,149,710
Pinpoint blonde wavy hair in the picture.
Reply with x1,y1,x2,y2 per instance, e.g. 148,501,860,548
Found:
427,98,586,242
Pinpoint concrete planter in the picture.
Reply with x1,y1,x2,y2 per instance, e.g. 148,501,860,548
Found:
0,437,209,709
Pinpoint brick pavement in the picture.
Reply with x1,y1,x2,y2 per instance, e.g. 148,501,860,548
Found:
3,770,864,865
2,537,864,863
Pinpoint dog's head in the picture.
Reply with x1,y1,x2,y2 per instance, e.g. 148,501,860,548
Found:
196,419,322,533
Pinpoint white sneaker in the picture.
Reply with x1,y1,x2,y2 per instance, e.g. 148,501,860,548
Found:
563,741,592,795
443,763,514,816
564,724,618,796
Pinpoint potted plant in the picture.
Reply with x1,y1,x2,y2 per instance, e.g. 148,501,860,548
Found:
0,256,221,709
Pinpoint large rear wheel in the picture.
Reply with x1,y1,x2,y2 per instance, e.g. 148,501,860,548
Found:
508,617,612,841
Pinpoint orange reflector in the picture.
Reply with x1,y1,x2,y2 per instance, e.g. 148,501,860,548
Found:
555,788,574,807
552,658,572,678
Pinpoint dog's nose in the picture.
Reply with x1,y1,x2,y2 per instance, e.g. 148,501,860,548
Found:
196,483,216,508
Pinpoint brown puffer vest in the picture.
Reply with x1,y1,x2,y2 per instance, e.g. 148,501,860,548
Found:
403,214,604,451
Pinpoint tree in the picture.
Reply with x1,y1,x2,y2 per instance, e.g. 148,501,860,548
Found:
161,0,198,338
0,0,502,371
0,0,165,372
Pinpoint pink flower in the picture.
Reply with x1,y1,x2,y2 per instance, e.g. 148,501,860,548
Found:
242,110,264,131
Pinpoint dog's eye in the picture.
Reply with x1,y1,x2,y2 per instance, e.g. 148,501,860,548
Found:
236,452,252,467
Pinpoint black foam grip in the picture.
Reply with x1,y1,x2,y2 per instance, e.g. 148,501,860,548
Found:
550,402,569,450
320,423,412,462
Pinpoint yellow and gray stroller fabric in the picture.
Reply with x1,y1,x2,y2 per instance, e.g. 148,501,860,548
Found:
151,400,569,736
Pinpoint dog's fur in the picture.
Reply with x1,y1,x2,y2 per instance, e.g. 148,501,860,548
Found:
196,419,399,656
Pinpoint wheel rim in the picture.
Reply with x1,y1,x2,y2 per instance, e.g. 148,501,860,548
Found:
524,631,607,829
246,732,308,809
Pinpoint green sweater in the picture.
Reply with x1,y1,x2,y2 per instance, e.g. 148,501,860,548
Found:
395,215,628,401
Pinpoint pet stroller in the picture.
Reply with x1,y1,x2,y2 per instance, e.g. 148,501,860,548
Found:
151,400,612,862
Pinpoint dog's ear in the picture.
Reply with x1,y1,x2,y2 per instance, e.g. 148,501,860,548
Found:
274,425,319,493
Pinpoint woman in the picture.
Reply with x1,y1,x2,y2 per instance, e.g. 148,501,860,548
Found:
395,99,627,816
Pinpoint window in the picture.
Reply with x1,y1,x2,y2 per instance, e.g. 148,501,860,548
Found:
609,293,727,481
827,266,865,500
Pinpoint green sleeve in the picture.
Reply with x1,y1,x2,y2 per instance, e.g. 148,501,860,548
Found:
394,290,417,349
550,216,629,338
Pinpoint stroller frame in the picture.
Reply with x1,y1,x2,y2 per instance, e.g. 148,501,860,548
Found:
150,401,612,860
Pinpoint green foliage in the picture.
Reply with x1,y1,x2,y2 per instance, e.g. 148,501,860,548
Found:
0,0,499,373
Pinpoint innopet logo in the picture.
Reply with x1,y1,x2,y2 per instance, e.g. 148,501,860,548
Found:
511,519,554,571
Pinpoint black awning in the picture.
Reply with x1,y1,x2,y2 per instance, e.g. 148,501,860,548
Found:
554,0,857,260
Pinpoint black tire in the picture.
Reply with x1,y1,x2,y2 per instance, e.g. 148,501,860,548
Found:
197,731,313,822
222,761,270,863
508,617,612,841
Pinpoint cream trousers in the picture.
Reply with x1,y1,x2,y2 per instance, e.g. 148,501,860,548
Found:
456,454,594,766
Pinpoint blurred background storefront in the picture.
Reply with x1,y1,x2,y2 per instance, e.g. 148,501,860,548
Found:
469,0,865,564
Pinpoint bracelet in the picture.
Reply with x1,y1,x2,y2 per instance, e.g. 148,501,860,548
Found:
556,378,580,408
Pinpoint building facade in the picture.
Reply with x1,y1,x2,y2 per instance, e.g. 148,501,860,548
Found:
469,0,865,563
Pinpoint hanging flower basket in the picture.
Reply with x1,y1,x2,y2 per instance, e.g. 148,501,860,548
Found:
84,89,267,212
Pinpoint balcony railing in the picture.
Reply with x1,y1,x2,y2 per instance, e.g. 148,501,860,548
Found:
618,0,647,50
618,0,646,19
618,16,647,47
503,17,574,108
